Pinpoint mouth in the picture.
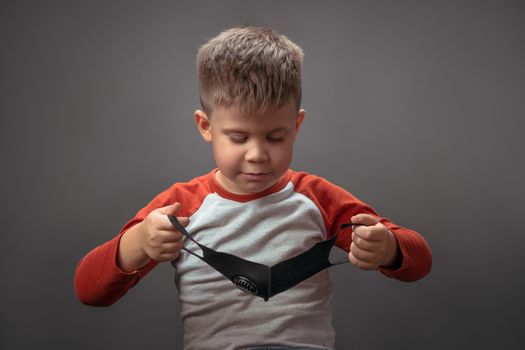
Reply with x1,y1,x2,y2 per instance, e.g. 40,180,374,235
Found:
244,171,270,176
242,172,271,180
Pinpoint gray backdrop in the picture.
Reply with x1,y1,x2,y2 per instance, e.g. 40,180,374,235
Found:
1,0,524,349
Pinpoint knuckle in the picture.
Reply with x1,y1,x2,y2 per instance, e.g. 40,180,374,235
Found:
354,249,364,261
360,229,371,241
349,254,359,266
351,233,360,246
352,247,367,262
149,235,161,248
150,252,162,262
354,259,372,270
156,254,168,262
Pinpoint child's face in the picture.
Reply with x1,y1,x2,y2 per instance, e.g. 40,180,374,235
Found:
195,102,305,195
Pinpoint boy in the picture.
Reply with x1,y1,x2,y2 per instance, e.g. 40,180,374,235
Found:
75,26,432,350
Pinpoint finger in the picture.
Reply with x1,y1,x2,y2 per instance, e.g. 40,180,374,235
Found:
165,214,191,234
153,203,183,229
158,241,183,254
144,230,182,252
146,237,184,260
353,224,387,242
348,251,377,271
352,231,380,252
157,202,182,215
350,242,376,263
155,247,183,262
156,252,181,262
351,213,380,226
156,228,185,243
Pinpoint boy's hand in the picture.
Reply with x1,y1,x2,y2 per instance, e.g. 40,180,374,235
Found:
348,214,398,270
139,202,189,262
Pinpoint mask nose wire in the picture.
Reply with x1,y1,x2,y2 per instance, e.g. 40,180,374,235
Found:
167,215,204,259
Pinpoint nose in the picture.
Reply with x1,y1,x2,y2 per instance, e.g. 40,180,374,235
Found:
245,140,269,163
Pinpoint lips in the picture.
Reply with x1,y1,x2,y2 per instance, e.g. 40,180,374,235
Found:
243,170,271,175
242,172,271,180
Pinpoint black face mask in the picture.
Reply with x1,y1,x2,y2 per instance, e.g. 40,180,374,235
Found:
168,215,357,301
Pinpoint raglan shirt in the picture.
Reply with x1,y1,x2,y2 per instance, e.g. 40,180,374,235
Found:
75,169,432,350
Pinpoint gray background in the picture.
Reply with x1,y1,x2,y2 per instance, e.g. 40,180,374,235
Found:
1,0,524,349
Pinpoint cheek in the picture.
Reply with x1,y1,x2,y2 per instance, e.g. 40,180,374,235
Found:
213,142,241,167
272,143,294,166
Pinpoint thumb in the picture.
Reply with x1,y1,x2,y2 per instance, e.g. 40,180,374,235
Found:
159,203,190,228
157,202,182,216
351,213,380,226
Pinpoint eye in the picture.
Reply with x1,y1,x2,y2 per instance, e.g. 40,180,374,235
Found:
229,136,247,144
267,135,285,143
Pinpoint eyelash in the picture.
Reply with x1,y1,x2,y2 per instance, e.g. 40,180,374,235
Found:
229,136,284,144
267,136,284,143
230,137,247,144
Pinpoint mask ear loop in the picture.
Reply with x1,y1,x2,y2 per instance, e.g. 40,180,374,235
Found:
167,215,205,260
329,222,363,265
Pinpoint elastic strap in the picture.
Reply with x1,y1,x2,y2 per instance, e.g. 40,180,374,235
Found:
167,215,205,259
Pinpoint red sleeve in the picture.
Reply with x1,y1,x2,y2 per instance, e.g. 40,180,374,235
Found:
291,171,432,282
74,173,212,306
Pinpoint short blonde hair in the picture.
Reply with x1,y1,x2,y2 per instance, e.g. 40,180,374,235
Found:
197,26,304,115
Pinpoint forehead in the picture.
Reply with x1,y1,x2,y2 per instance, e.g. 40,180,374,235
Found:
211,103,298,130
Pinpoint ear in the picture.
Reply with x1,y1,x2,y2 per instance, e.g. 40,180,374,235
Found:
293,109,306,136
195,110,212,143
